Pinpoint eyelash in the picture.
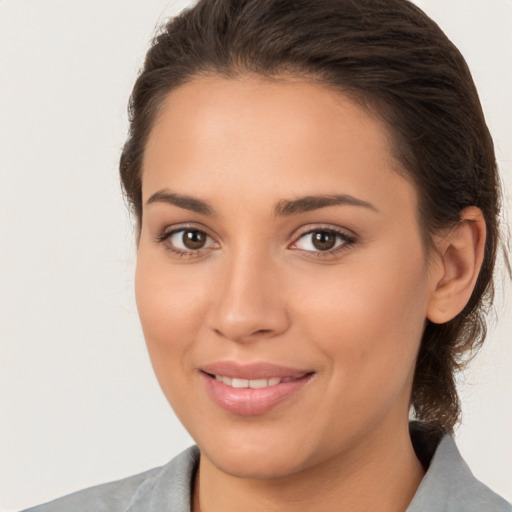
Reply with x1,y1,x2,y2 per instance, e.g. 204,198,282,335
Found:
154,225,357,259
154,226,218,259
291,227,356,257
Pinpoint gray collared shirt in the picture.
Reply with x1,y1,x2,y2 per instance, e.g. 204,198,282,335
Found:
23,435,510,512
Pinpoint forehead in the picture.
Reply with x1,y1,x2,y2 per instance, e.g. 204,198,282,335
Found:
142,75,415,217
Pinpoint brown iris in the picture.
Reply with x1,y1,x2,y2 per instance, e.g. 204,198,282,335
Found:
182,230,207,250
311,230,337,251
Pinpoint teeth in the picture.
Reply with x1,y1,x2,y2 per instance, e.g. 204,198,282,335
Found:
249,379,268,389
231,378,249,388
221,376,232,386
213,375,287,388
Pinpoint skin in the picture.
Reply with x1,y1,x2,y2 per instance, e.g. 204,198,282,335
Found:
135,75,486,512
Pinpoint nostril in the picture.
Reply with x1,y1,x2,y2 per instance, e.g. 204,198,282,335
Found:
254,329,271,335
209,304,290,343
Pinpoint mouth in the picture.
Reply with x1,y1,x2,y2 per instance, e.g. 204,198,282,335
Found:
205,373,307,389
199,362,315,416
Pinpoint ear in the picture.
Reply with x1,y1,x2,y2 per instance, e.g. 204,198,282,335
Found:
427,207,486,324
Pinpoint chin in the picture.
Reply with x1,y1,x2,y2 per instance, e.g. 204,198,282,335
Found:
195,424,321,480
204,445,307,479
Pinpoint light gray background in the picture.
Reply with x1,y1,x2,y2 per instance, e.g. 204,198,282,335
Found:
0,1,510,510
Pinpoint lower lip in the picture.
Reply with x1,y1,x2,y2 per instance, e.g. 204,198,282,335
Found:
200,372,314,416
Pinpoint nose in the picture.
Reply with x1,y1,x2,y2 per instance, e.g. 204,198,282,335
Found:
207,248,290,344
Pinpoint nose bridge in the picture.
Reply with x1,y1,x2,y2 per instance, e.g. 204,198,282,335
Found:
209,241,288,342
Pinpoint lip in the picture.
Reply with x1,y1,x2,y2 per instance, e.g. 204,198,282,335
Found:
200,361,312,380
199,361,315,416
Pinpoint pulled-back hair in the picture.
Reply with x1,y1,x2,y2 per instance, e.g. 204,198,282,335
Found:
120,0,503,432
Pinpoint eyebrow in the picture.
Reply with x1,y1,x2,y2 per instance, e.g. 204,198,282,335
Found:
274,194,379,216
146,190,215,215
146,190,379,216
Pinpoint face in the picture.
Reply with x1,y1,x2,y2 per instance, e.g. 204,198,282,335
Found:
136,75,437,479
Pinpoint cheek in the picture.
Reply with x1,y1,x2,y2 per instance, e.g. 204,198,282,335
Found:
298,251,427,335
134,249,209,379
292,246,429,404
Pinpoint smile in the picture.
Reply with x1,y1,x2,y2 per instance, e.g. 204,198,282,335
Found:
211,374,305,388
199,363,315,416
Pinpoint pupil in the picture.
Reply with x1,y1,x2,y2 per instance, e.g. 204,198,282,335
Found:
183,230,206,250
312,231,336,251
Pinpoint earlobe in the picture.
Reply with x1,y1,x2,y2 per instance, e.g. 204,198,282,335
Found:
427,207,486,324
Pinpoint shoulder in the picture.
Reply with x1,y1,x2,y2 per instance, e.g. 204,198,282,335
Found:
21,468,160,512
22,446,200,512
408,427,511,512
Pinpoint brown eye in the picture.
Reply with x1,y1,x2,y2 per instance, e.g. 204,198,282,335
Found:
163,228,217,254
292,228,355,255
311,231,336,251
182,229,207,250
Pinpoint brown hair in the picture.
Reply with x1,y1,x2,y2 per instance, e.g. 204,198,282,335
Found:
120,0,503,432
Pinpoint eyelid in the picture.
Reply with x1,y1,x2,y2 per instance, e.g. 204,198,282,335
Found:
154,222,357,259
156,222,217,241
289,225,357,256
155,224,220,257
290,224,356,242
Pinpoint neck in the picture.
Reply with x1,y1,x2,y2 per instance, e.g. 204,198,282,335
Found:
193,421,425,512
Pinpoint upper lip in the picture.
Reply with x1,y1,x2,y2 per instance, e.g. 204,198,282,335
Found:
200,361,313,380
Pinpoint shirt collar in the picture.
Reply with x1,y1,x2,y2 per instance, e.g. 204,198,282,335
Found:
407,430,509,511
124,427,509,512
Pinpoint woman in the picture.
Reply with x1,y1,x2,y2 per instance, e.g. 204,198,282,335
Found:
22,0,511,510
